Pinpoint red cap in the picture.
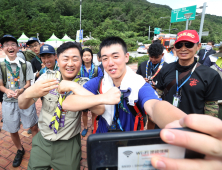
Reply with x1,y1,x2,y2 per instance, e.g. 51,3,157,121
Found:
175,30,199,44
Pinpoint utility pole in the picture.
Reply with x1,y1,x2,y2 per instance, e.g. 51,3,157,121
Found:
148,26,150,40
184,13,193,30
199,2,207,43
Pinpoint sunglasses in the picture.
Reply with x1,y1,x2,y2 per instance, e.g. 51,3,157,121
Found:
175,42,196,49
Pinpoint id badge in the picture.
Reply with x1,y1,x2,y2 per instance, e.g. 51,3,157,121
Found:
172,94,181,108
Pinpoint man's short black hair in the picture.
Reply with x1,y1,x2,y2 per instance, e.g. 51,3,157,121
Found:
148,43,164,58
100,37,127,54
153,40,161,44
208,41,214,46
57,42,82,58
97,51,101,58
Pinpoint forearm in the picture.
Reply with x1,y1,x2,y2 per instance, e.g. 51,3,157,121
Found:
18,87,36,109
62,94,105,115
0,85,8,93
69,81,96,95
145,100,186,128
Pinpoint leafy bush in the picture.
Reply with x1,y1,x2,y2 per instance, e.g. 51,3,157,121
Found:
138,55,149,67
84,39,101,47
142,40,152,44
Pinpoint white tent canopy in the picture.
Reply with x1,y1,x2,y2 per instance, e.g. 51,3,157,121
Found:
61,34,74,42
45,33,63,48
17,32,29,43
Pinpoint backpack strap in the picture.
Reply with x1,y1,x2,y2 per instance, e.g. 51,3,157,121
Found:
21,61,27,82
93,65,98,78
20,51,27,61
0,62,7,86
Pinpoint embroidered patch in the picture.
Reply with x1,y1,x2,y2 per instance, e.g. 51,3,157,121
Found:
189,78,199,87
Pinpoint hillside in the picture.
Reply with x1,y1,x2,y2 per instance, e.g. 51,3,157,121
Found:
0,0,221,43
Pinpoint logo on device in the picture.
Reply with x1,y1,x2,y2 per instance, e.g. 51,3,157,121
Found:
123,151,133,157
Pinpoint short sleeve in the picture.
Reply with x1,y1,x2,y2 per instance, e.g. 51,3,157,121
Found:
97,67,104,79
26,62,34,81
204,73,222,101
137,83,161,110
83,76,101,95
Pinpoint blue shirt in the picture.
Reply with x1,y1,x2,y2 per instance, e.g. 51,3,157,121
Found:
83,76,161,133
81,65,103,79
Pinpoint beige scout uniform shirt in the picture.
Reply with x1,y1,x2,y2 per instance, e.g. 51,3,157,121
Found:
34,70,85,141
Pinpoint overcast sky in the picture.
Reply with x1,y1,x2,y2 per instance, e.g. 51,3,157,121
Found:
147,0,222,17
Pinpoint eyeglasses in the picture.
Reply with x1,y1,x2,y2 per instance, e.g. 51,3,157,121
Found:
175,42,195,49
29,43,39,49
3,44,17,48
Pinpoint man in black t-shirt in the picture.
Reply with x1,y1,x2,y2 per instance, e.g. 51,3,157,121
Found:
26,37,44,80
155,30,222,117
137,43,167,88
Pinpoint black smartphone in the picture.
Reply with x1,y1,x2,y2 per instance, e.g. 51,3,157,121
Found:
87,128,205,170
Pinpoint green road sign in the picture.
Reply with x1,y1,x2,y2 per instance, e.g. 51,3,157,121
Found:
154,28,161,34
171,5,196,23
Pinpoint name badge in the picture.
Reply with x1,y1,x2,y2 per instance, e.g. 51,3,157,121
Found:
172,94,181,108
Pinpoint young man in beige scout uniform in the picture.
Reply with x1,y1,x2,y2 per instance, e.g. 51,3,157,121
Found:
0,35,38,167
18,42,120,170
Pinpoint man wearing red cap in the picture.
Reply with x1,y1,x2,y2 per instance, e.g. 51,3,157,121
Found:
155,30,222,118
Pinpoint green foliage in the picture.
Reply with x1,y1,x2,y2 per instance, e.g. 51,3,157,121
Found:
127,55,149,64
138,55,149,67
142,40,152,44
0,0,221,44
84,39,101,47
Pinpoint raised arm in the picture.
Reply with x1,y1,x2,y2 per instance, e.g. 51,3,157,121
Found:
144,100,186,128
18,79,59,109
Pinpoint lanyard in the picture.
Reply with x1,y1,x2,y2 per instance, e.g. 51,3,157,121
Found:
176,63,197,94
146,59,164,78
113,102,123,131
202,50,208,60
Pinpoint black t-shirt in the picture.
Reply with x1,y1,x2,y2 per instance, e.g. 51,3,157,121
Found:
31,56,42,73
155,60,222,114
136,60,168,82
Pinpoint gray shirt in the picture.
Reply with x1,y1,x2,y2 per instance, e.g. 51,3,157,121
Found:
0,61,34,102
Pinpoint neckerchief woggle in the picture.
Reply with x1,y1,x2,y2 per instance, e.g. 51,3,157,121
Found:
176,63,198,95
146,59,164,79
49,71,80,134
80,63,95,79
4,59,20,88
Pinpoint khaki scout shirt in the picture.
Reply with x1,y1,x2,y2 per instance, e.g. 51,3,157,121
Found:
34,70,85,141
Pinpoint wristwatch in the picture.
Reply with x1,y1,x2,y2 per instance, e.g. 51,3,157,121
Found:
23,87,26,91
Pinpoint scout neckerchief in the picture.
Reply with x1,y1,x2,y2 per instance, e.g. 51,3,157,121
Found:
172,63,198,108
145,59,164,79
80,63,95,79
49,71,80,134
214,58,222,72
35,55,42,64
4,59,20,88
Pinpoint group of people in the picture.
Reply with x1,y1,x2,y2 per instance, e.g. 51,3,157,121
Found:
0,30,221,170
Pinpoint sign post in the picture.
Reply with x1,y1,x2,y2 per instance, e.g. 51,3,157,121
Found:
171,5,196,23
